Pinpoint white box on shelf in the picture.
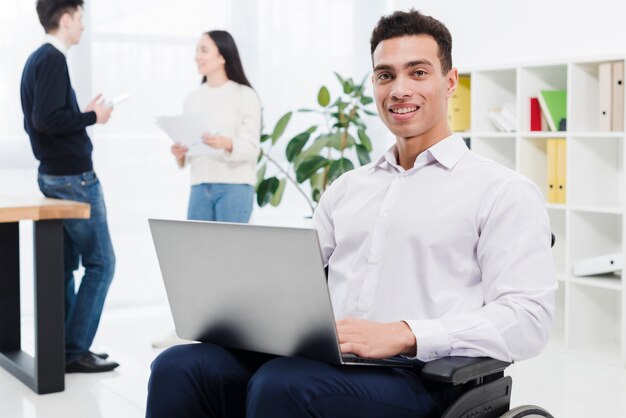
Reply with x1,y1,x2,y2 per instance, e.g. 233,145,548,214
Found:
573,253,623,276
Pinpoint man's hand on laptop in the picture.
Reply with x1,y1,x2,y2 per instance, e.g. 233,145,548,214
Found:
337,318,417,358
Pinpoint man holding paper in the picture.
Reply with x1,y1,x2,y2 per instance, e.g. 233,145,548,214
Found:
168,30,261,224
20,0,119,373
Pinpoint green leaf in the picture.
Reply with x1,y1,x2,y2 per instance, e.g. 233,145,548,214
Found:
356,144,371,166
334,72,346,86
304,125,318,135
357,128,372,152
295,134,332,168
343,80,353,94
309,172,325,192
327,158,355,184
329,132,355,151
256,177,280,206
296,156,329,183
363,109,378,116
317,86,330,107
350,116,366,129
360,96,374,105
312,188,321,203
285,132,311,162
255,163,267,189
260,133,271,143
297,108,319,113
270,178,287,206
271,112,292,144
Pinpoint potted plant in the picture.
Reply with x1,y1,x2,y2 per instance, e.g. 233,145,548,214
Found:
256,72,376,215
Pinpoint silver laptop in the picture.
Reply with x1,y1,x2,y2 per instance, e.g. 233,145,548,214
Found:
149,219,412,367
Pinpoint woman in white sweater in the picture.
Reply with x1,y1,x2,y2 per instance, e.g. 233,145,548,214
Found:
171,30,260,223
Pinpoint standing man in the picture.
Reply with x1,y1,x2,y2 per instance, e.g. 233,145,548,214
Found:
146,9,556,417
20,0,119,373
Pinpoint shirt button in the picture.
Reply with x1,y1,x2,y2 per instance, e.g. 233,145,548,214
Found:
368,255,379,264
358,304,369,311
80,181,86,186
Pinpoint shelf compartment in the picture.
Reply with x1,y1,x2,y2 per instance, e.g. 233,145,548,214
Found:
518,136,561,201
568,136,624,207
569,60,625,132
471,136,516,170
566,283,621,364
569,210,622,261
519,65,567,134
471,69,517,133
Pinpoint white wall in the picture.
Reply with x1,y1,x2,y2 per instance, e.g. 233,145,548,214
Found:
393,0,626,69
3,0,625,311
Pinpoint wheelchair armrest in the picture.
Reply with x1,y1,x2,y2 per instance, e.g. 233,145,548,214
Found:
421,356,511,385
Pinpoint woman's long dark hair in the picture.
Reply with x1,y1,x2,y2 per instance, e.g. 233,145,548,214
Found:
202,30,252,89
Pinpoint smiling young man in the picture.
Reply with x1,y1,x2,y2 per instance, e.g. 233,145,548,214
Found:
146,10,556,418
20,0,119,373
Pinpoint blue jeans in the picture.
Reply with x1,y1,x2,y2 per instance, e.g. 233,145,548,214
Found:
146,344,464,418
37,171,115,362
187,183,253,223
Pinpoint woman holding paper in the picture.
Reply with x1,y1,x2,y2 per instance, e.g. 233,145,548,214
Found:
171,30,260,223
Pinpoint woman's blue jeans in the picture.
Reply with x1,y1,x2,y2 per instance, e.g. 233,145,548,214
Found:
37,171,115,362
187,183,253,223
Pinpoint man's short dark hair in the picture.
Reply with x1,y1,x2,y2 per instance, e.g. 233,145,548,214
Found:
36,0,84,33
370,9,452,74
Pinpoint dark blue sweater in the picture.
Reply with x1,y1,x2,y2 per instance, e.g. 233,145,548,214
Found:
20,43,97,175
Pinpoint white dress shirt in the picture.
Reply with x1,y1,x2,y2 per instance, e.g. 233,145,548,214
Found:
313,134,557,362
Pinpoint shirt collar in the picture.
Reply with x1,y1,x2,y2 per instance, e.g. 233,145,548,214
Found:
371,133,469,172
43,34,68,57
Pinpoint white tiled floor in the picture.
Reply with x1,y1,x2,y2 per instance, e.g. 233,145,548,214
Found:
2,304,626,418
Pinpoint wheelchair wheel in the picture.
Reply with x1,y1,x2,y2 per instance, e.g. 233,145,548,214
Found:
499,405,554,418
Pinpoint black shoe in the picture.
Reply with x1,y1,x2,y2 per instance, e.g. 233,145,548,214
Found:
66,352,120,373
89,351,109,360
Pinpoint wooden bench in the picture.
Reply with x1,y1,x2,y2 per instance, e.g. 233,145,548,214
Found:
0,196,90,394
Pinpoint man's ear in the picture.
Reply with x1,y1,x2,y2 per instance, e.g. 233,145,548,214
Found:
59,11,73,31
445,67,459,99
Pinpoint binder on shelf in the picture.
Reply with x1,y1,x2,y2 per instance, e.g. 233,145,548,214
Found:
530,97,542,131
573,253,622,277
448,75,471,132
598,62,613,131
537,90,567,132
555,138,566,204
546,139,558,203
612,61,624,131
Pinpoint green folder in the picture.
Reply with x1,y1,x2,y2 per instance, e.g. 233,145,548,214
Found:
538,90,567,131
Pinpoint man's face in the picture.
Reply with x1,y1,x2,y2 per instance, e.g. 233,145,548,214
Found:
372,35,457,141
63,6,84,45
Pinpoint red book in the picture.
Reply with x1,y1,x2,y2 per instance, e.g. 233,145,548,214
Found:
530,97,541,131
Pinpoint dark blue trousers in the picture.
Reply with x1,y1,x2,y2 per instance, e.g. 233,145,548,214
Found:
146,343,465,418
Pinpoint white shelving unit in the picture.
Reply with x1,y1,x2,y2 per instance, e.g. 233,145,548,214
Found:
459,56,626,366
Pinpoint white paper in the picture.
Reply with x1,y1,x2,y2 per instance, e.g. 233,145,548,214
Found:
155,113,220,156
105,93,131,107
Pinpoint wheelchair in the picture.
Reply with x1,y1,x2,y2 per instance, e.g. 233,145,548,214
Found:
421,356,553,417
422,233,556,418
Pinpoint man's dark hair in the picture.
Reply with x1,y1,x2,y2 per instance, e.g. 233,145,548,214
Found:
36,0,84,33
202,30,253,89
370,9,452,74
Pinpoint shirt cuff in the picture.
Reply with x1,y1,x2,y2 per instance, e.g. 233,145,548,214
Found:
404,319,452,361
